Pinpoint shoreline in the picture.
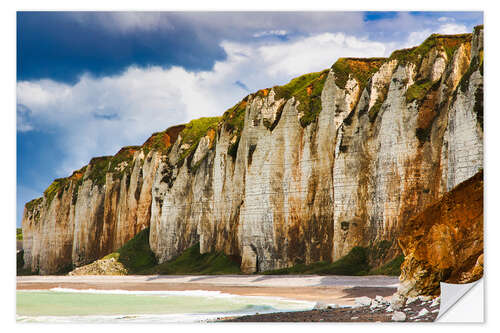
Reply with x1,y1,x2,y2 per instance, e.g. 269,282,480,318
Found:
17,275,438,322
17,275,399,305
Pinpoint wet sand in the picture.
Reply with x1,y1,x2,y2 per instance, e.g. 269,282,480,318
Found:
17,275,398,305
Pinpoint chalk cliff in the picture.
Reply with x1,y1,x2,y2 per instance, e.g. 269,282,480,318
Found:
22,27,483,275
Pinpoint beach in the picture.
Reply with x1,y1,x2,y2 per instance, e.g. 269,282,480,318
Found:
17,275,398,306
17,275,443,323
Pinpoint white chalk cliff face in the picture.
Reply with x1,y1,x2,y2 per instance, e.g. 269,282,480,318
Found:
22,27,483,275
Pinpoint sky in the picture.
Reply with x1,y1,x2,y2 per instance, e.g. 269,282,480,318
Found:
16,11,483,226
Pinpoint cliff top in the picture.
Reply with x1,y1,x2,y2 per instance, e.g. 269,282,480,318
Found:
331,57,386,91
142,124,186,155
390,33,472,65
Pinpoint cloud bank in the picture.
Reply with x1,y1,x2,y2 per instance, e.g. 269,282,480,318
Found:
17,32,391,176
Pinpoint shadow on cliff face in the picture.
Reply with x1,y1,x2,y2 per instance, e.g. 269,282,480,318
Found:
260,245,403,276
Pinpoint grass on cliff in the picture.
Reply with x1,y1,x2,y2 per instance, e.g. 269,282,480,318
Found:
262,246,371,275
139,243,241,275
142,131,171,156
369,255,405,276
176,117,221,168
16,228,23,240
272,69,329,127
389,33,472,66
262,246,403,276
331,58,385,92
108,146,139,179
103,228,158,274
406,79,438,104
101,232,241,275
222,99,247,134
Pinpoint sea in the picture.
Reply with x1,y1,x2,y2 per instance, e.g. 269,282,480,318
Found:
16,288,315,323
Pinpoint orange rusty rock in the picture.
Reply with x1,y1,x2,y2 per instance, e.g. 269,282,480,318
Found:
306,85,312,96
206,128,216,148
398,170,483,296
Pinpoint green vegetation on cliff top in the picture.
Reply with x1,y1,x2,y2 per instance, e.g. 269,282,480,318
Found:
86,156,113,187
108,146,140,180
181,117,220,145
16,228,23,240
25,197,43,213
222,99,247,134
142,132,170,156
222,98,248,159
176,116,221,168
273,69,330,127
44,177,71,207
28,124,187,211
331,58,385,92
389,33,472,66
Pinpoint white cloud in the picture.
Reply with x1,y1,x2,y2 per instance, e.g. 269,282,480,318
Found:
16,104,33,132
438,17,455,22
438,23,469,35
403,23,470,48
16,32,393,176
253,30,288,38
406,29,433,47
257,33,389,78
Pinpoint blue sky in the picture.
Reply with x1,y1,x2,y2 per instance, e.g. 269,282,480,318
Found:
16,11,483,226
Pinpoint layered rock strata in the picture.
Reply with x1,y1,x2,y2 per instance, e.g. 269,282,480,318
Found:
22,126,184,274
22,27,483,275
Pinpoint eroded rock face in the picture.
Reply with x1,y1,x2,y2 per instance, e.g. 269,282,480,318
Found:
23,27,483,275
397,170,483,297
22,129,181,274
148,28,482,273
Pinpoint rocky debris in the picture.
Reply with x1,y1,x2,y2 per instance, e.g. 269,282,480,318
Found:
222,295,440,322
417,308,429,317
430,297,440,308
355,296,372,307
390,294,406,310
392,311,406,322
369,296,389,310
406,297,418,305
68,257,128,276
362,294,439,322
313,302,330,310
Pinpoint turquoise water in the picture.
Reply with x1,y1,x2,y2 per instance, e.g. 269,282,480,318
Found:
16,289,314,323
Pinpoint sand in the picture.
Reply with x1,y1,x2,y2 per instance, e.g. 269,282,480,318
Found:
17,275,399,306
